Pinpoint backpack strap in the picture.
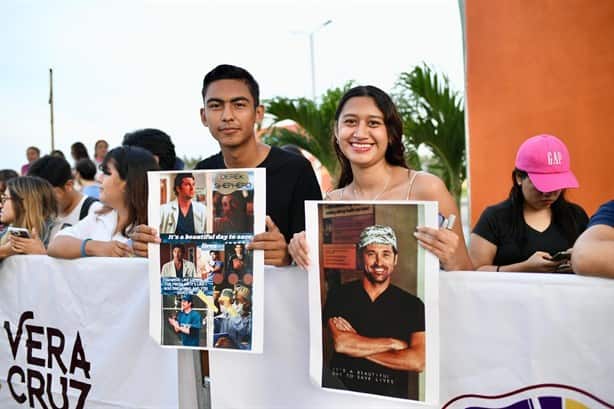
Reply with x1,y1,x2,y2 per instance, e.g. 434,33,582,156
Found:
79,196,99,220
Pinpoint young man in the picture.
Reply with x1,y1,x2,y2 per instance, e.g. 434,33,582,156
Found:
205,250,224,275
161,244,197,278
159,173,206,234
75,158,101,199
168,295,202,347
132,64,322,265
28,155,102,238
122,128,180,171
195,64,322,265
323,225,425,399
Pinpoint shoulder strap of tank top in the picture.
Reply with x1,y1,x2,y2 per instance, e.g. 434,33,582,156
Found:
406,170,423,200
326,188,344,201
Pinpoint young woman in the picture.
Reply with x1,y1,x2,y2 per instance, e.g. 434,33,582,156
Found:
48,145,159,258
93,139,110,183
288,85,472,271
470,134,588,273
93,139,109,165
0,176,58,259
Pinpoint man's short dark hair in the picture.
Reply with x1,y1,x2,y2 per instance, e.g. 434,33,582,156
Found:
75,158,97,181
173,173,194,195
172,244,185,253
28,155,72,187
0,169,19,184
123,128,177,171
202,64,260,107
50,149,66,159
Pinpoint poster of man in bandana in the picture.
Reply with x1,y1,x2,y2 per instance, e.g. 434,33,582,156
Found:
306,201,439,403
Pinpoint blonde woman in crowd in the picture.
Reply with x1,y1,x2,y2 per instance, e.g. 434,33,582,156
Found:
0,176,58,259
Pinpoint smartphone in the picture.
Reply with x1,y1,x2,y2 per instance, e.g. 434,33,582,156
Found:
550,251,571,262
8,226,31,238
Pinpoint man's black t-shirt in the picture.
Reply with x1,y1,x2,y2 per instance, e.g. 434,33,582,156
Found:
472,199,588,266
195,146,322,242
322,280,425,399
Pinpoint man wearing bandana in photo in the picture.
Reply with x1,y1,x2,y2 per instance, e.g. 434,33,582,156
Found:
323,225,425,399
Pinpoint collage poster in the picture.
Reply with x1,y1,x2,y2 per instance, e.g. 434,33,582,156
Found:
148,169,265,352
306,201,439,404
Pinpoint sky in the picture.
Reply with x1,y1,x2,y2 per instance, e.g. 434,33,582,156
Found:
0,0,464,172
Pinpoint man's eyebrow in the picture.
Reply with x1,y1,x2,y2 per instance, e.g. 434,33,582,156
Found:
205,96,250,104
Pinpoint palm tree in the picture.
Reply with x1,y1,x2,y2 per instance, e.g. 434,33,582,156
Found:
262,83,353,184
394,64,466,206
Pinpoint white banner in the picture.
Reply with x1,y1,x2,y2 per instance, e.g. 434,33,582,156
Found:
2,257,612,408
209,267,614,408
439,270,614,408
0,256,179,409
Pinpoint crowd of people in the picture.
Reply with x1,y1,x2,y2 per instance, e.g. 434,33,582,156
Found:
1,62,612,401
0,64,612,278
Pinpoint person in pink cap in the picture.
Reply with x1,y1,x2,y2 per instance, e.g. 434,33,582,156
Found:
470,134,588,273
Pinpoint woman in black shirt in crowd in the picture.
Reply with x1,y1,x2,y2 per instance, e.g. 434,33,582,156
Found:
470,134,588,273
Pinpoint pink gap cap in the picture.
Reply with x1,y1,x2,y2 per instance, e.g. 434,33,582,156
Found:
515,134,579,192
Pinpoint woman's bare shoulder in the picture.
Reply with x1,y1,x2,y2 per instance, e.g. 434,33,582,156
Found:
412,172,448,200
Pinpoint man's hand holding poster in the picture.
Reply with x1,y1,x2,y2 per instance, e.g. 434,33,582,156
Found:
148,169,265,352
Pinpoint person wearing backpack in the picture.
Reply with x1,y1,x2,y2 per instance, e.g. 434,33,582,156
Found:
28,155,103,239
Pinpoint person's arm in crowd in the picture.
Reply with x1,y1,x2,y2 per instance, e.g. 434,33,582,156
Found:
469,233,561,272
328,316,408,358
247,216,291,266
129,225,161,258
8,228,46,255
0,241,16,260
412,173,473,271
366,331,425,372
572,225,614,278
48,235,132,258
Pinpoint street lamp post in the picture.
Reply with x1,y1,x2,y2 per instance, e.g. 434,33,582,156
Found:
308,19,332,100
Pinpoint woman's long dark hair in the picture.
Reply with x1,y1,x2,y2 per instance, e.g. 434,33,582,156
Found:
508,169,585,244
101,146,159,236
333,85,408,188
71,142,90,161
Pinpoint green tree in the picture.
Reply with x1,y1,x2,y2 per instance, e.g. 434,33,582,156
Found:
394,64,466,206
182,155,204,170
262,83,353,184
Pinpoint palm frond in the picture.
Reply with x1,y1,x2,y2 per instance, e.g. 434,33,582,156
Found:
394,64,466,204
263,82,354,181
